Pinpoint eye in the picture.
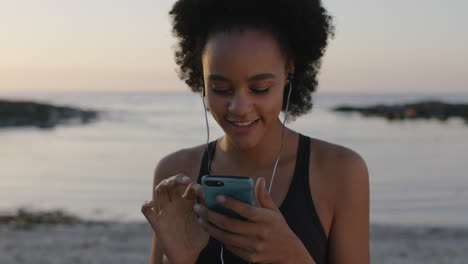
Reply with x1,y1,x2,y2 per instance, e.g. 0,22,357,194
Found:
250,87,270,94
211,88,232,94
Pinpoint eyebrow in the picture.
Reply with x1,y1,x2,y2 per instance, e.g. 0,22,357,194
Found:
248,73,276,81
208,73,277,82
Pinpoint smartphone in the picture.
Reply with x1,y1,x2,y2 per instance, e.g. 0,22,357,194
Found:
201,175,254,220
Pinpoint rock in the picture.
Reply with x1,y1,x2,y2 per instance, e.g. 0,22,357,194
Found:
0,208,83,229
0,99,98,129
333,101,468,124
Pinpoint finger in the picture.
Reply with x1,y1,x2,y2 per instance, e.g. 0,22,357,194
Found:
216,195,266,222
175,174,192,184
168,174,191,186
182,182,205,204
254,177,262,206
155,180,170,211
254,186,261,207
255,177,278,211
193,203,259,236
141,200,158,230
197,216,257,252
166,174,192,201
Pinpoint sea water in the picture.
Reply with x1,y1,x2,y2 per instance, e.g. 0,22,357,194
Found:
0,91,467,227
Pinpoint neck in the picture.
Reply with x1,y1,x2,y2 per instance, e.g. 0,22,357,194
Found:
219,118,294,171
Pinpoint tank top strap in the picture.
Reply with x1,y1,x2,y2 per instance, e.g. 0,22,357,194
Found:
278,133,311,211
292,133,311,187
197,140,217,184
281,133,328,261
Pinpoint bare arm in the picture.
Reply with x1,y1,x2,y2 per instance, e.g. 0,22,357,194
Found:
150,232,164,264
150,158,169,264
328,150,370,263
150,231,175,264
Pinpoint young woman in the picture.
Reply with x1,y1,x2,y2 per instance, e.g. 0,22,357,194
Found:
141,0,369,263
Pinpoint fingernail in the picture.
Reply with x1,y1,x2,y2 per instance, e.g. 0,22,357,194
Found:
216,195,226,204
193,204,200,212
144,200,151,205
182,176,190,183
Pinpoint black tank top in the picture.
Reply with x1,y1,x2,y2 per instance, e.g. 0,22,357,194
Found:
196,134,329,264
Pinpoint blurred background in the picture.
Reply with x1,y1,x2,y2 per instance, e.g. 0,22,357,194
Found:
1,0,467,263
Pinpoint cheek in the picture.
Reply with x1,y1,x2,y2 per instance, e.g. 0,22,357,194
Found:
206,98,226,119
261,90,284,116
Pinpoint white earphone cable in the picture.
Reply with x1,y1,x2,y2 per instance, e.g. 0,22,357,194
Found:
201,93,213,175
269,80,293,194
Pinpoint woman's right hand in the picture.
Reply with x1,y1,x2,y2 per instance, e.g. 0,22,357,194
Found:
141,174,209,264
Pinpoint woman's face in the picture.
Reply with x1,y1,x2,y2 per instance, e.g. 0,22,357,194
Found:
202,28,290,150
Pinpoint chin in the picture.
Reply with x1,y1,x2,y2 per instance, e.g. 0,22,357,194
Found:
221,121,265,150
228,135,260,150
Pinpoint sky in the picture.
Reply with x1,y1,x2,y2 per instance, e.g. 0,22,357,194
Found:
0,0,467,93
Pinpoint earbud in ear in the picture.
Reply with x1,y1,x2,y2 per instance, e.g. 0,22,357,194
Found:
287,73,295,81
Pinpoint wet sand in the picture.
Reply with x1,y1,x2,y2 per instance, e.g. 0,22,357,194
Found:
1,221,467,264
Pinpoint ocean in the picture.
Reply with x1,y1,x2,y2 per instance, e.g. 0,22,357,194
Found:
1,90,467,227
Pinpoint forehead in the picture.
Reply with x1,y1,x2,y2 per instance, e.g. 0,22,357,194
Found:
202,29,286,75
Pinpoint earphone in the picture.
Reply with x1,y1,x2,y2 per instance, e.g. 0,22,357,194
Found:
201,73,294,264
268,73,293,194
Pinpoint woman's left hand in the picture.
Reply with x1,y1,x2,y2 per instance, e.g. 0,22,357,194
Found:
193,177,310,264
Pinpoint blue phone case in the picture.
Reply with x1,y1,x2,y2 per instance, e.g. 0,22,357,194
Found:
201,175,254,220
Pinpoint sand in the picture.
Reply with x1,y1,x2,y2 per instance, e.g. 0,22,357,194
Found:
1,222,467,264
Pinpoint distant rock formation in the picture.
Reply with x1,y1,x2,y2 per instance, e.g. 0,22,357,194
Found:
0,208,82,229
0,99,98,129
333,101,468,124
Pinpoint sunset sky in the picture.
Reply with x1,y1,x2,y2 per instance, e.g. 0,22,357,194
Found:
0,0,466,93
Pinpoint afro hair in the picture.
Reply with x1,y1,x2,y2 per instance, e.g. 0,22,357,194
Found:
169,0,334,118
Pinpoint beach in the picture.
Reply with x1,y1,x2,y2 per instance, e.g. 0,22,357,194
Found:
1,221,467,264
2,0,468,261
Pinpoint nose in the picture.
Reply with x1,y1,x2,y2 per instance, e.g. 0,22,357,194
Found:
228,91,252,116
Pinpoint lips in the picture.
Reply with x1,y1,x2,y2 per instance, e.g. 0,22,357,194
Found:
228,119,260,127
227,118,260,134
231,120,256,126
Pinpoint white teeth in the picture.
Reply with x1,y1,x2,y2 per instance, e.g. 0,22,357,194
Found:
233,120,255,126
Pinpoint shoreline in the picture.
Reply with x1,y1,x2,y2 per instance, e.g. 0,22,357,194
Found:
2,207,467,230
1,222,467,264
1,210,468,263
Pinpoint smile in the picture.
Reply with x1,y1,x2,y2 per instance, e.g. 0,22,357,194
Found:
232,120,257,126
227,119,260,133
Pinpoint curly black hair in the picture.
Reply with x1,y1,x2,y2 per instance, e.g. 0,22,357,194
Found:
169,0,334,118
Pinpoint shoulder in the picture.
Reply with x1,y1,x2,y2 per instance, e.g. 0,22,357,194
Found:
310,137,368,181
309,137,369,205
308,139,370,262
153,144,207,187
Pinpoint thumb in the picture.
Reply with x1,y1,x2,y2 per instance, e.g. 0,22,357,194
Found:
182,182,205,204
255,177,278,210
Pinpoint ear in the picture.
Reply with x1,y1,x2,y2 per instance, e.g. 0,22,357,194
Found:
201,90,210,112
285,60,295,83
